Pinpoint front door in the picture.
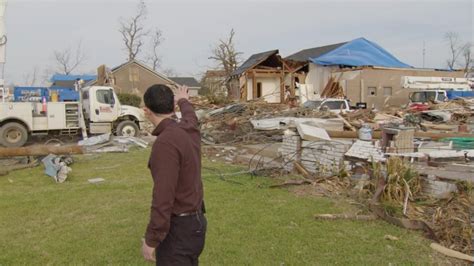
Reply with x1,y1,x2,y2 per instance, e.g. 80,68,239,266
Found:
90,87,120,122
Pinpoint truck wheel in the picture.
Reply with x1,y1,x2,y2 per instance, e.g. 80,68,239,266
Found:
0,122,29,147
116,120,139,137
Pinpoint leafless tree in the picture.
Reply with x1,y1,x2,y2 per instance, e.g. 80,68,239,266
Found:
460,42,472,75
161,67,178,77
22,66,39,86
53,41,86,75
119,0,149,61
146,28,164,71
209,29,242,96
444,31,463,70
209,29,242,78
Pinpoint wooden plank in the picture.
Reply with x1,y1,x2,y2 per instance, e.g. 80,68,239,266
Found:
241,74,248,101
252,70,257,99
430,243,474,262
336,114,357,132
280,71,284,103
252,73,283,78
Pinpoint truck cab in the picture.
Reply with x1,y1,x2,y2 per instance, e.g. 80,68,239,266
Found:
409,90,448,104
81,86,145,137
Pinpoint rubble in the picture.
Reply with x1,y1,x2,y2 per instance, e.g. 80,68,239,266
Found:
41,154,73,183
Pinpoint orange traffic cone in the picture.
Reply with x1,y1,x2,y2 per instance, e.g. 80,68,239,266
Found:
42,96,47,113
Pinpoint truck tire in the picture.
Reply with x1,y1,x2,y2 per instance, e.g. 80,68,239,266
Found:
0,122,29,147
116,120,139,137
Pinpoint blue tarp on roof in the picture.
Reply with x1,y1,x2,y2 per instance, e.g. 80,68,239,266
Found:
50,74,97,82
310,38,412,68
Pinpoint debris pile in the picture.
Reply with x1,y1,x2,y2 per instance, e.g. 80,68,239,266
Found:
41,154,73,183
197,100,337,145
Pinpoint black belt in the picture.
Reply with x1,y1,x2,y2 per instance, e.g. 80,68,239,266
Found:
174,201,206,217
174,210,201,217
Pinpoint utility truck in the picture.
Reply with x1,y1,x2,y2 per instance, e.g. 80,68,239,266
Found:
0,85,145,147
403,76,474,105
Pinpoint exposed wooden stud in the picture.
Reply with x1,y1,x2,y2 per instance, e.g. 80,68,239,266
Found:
252,70,257,99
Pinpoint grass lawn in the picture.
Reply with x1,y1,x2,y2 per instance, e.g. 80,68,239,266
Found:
0,148,444,265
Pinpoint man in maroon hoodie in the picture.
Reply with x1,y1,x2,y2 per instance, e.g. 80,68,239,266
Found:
141,84,206,265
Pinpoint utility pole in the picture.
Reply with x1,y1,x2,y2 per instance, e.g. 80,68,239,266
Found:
422,41,426,68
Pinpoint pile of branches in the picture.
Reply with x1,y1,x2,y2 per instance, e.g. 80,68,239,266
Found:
293,157,472,254
368,157,472,253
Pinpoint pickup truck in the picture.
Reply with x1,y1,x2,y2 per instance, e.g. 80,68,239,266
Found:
303,98,351,114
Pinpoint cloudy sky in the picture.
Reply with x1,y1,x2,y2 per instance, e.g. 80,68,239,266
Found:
3,0,473,85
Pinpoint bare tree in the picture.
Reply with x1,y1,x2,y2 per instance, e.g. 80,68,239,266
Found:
460,42,472,75
161,67,178,77
444,31,463,70
209,29,242,95
53,41,86,75
119,0,149,61
209,29,242,77
22,66,39,86
146,28,164,71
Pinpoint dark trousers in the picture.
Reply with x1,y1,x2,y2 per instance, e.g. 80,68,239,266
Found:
155,213,207,266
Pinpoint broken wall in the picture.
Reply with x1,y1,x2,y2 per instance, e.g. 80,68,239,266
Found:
332,68,464,110
279,129,352,176
246,77,281,103
304,63,338,99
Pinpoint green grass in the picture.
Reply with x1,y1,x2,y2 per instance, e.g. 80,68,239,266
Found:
0,148,439,265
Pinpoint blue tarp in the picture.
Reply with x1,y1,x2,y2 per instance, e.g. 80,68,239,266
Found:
50,74,97,82
310,38,412,68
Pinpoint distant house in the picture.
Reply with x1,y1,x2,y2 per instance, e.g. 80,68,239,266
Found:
88,60,176,100
50,74,97,89
169,77,201,97
201,70,227,96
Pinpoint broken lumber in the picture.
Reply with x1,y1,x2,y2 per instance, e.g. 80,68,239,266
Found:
430,243,474,262
326,130,474,140
294,162,312,179
314,213,377,221
0,145,84,158
269,179,312,188
336,114,356,132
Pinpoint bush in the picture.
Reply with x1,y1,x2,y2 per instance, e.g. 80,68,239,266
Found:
117,93,141,107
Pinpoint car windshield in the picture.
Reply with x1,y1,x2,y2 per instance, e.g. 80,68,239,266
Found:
321,101,347,110
303,100,323,109
410,91,437,103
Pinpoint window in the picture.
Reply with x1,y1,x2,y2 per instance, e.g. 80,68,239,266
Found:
96,90,114,104
368,87,377,96
256,82,262,98
129,66,140,82
383,87,392,96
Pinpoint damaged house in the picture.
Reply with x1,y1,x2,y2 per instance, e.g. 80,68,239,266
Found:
286,37,464,110
228,50,307,103
88,60,176,99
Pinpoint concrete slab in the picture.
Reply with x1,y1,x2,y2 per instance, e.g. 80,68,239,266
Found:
296,123,331,141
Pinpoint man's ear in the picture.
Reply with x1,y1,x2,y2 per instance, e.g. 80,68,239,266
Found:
143,107,153,117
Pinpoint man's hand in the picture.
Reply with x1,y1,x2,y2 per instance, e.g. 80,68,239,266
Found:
174,85,189,105
142,239,156,262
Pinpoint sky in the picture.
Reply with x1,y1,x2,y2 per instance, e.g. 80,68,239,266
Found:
3,0,473,85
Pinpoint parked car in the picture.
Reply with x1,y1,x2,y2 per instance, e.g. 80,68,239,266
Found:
303,98,351,114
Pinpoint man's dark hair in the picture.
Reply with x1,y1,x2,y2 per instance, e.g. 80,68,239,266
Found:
143,84,174,114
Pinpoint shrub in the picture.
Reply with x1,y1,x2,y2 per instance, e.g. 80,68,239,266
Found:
117,93,141,107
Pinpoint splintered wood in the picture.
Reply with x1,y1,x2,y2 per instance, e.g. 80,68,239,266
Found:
320,77,344,98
